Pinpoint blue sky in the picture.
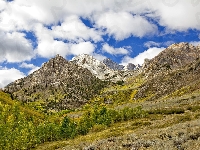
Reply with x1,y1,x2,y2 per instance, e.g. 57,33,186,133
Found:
0,0,200,88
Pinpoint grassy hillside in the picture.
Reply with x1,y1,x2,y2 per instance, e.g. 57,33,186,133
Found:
30,70,200,149
34,90,200,150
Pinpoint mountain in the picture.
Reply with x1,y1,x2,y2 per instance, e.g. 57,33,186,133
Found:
103,58,124,70
71,54,136,82
4,54,107,111
143,42,200,77
135,42,200,101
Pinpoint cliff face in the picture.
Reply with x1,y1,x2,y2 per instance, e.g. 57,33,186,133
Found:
103,58,124,70
4,54,107,111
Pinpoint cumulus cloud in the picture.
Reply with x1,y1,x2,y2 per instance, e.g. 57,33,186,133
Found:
121,47,165,65
34,24,69,58
0,31,34,62
19,62,36,69
70,41,95,55
1,0,200,33
92,53,107,61
149,0,200,31
36,37,69,58
95,11,157,40
52,15,102,42
102,43,129,55
0,67,25,88
19,62,40,74
144,41,161,48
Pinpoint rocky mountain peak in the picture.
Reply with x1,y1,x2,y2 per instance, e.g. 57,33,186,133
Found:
4,54,107,111
167,42,195,50
71,54,117,80
71,54,137,82
103,58,124,70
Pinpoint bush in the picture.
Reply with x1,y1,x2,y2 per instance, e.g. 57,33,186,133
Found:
60,116,77,139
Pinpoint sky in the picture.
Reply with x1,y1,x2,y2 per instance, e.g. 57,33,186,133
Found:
0,0,200,88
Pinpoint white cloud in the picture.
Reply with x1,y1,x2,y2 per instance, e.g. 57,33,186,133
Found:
36,37,69,58
52,15,102,42
144,41,161,48
0,31,34,62
95,11,157,40
121,47,165,65
70,41,95,55
144,41,175,48
149,0,200,31
0,1,6,11
34,24,69,58
163,41,175,46
19,62,40,75
0,67,25,88
19,62,36,69
35,23,96,58
92,53,107,61
102,43,129,55
0,0,199,33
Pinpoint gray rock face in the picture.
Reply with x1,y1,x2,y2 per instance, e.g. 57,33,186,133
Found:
103,58,124,70
126,63,136,70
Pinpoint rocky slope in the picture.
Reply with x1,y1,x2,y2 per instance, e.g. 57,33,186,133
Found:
143,42,200,77
135,42,200,101
71,54,136,82
4,54,107,111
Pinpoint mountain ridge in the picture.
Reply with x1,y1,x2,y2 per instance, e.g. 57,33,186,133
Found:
4,54,107,111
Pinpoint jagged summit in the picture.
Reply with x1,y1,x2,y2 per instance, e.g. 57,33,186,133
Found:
103,58,124,70
71,54,136,82
71,54,114,80
4,54,107,111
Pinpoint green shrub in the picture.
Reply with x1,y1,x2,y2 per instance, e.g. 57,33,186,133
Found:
120,106,147,121
60,116,77,139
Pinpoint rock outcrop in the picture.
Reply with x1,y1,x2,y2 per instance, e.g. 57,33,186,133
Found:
103,58,124,70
